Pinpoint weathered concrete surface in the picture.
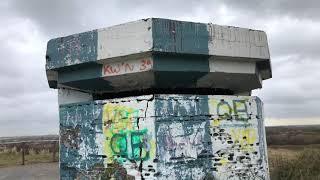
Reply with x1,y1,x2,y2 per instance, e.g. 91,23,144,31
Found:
46,18,270,69
46,18,271,95
0,163,58,180
60,94,269,179
58,88,93,105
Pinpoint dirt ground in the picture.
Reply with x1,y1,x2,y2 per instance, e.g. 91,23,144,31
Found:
0,162,58,180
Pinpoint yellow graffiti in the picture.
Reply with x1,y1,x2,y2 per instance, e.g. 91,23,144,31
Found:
103,104,139,163
220,158,229,165
230,128,257,151
102,104,155,164
208,99,220,114
209,99,233,119
211,118,221,127
102,104,138,132
149,139,156,159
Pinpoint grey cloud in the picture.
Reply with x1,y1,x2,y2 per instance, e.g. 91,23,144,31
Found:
7,0,221,37
264,103,320,119
224,0,320,20
0,90,58,137
114,0,211,16
253,55,320,119
0,6,59,136
115,0,320,22
268,23,320,59
0,45,49,98
8,0,85,37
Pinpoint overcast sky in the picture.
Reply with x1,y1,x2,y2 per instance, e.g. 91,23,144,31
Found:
0,0,319,136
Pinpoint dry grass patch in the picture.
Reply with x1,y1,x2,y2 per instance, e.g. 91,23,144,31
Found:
0,149,57,167
268,145,320,180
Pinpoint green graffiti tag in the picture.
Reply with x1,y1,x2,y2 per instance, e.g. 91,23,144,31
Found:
109,129,150,162
217,99,249,121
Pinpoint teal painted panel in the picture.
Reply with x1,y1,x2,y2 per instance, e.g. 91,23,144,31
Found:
154,71,206,89
153,54,209,72
46,30,98,70
152,54,209,89
154,95,213,179
60,102,104,179
152,18,209,54
57,54,211,92
58,63,102,83
62,78,114,92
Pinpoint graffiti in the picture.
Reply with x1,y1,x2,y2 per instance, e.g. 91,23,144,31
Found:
60,95,269,179
109,129,150,161
102,104,153,164
156,121,209,162
210,99,250,121
131,130,150,160
154,95,268,179
230,128,257,149
102,58,153,76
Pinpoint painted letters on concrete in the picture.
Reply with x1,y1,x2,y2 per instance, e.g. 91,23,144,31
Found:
102,58,153,76
60,94,269,179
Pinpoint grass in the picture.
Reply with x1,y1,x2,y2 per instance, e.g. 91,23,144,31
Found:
268,145,320,180
0,149,57,167
0,151,22,167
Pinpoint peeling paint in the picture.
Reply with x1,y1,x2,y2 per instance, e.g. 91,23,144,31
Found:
46,30,98,69
59,95,269,179
46,18,271,80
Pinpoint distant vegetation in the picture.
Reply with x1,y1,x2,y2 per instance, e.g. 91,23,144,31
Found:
266,125,320,145
0,135,58,167
0,135,58,144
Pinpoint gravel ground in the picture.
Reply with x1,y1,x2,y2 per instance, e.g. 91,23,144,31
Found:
0,163,58,180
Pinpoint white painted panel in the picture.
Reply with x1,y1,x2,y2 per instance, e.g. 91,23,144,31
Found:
208,24,270,59
97,19,153,60
209,59,256,74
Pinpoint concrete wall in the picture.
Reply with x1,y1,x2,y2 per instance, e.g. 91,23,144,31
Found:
46,18,271,81
60,94,269,179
